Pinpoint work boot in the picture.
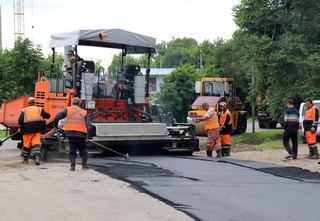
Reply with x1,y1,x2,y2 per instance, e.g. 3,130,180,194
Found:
22,157,28,164
226,147,231,157
69,156,76,171
216,150,222,158
222,146,231,157
309,145,319,159
206,150,213,157
70,164,75,171
285,154,295,159
35,156,40,166
82,156,89,170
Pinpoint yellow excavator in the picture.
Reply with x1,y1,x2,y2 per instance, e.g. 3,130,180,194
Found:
188,77,247,136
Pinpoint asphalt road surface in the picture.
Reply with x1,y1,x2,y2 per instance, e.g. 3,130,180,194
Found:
89,155,320,221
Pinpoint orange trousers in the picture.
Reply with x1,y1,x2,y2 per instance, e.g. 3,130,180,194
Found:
22,133,41,148
220,134,231,146
305,131,316,145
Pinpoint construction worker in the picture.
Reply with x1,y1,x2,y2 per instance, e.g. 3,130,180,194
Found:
54,97,89,171
65,50,84,74
194,102,222,157
18,97,51,165
283,99,299,159
303,98,319,159
219,102,232,157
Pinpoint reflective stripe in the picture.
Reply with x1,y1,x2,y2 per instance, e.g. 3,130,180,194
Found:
205,107,220,131
64,106,88,133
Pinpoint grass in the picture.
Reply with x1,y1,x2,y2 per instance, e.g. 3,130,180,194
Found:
231,129,284,150
0,130,8,138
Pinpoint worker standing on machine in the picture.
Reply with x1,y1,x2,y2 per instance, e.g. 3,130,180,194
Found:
219,102,232,157
54,97,89,171
18,97,51,165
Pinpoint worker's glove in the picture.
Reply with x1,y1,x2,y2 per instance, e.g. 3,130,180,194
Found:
311,127,316,133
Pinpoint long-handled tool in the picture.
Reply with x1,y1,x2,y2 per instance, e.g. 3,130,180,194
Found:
87,139,130,161
0,131,20,146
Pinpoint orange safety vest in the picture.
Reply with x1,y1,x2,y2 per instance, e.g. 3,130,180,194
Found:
303,105,318,131
64,106,88,133
22,106,44,123
219,109,232,127
205,107,220,131
304,105,317,123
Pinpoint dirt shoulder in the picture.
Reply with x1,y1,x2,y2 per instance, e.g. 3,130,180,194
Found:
194,141,320,173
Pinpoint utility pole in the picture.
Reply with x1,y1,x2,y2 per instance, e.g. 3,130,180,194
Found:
13,0,25,41
252,63,255,133
199,50,203,69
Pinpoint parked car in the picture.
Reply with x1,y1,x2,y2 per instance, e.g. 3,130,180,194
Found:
298,100,320,142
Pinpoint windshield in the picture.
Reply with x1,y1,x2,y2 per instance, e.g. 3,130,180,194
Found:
202,81,224,96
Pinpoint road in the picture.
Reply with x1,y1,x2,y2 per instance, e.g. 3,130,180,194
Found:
89,155,320,221
246,120,282,133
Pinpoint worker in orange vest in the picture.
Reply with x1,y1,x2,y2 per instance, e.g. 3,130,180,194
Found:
303,98,319,159
219,102,232,157
194,102,222,157
54,97,89,171
18,97,51,165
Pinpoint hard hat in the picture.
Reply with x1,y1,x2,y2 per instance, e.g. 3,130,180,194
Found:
304,98,313,103
28,97,35,103
72,97,81,105
219,102,227,107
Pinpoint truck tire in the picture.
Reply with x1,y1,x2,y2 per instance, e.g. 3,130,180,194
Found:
270,121,277,129
195,121,206,136
236,113,247,134
258,120,266,129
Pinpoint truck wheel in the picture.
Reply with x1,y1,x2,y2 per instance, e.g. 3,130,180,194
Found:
263,120,271,129
270,121,277,129
258,120,266,129
237,113,247,134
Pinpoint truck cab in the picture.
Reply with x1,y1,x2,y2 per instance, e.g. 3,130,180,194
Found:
146,103,176,126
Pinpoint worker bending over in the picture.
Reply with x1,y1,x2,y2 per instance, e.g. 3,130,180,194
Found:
194,102,222,157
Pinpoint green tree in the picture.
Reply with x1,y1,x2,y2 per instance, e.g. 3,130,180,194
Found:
233,0,320,121
0,38,43,103
158,64,198,122
154,38,199,68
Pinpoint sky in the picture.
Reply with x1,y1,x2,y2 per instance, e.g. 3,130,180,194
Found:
0,0,240,66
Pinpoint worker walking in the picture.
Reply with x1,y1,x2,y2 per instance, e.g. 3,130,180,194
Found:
219,102,232,157
54,97,89,171
283,99,299,159
303,98,319,159
18,97,51,165
194,102,222,157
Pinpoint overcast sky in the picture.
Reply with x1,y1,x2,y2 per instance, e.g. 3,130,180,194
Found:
1,0,240,66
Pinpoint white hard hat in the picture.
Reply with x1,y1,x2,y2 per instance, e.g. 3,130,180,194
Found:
220,102,227,107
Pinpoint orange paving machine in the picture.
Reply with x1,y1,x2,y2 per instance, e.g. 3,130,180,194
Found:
0,29,199,157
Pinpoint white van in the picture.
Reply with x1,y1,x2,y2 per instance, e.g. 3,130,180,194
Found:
298,100,320,141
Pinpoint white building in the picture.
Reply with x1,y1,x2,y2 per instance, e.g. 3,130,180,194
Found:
140,68,175,95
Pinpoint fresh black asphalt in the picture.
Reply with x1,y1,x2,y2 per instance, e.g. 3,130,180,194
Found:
90,156,320,221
